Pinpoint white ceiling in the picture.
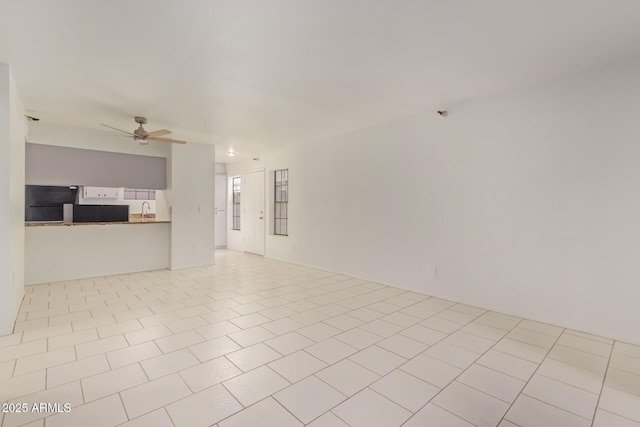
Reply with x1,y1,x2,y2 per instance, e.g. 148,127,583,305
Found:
2,1,640,162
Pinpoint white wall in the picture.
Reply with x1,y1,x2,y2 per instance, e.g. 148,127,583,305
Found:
227,58,640,344
25,224,170,285
0,64,26,335
169,143,216,269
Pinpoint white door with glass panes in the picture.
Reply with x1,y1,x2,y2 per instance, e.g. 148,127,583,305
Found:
242,169,265,255
214,174,227,248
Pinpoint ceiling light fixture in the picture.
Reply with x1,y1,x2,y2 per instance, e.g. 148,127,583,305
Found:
134,136,149,145
228,150,236,156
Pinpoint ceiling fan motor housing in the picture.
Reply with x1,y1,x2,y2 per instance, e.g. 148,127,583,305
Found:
134,116,149,137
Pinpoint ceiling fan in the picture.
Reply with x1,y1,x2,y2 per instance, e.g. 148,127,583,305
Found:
100,116,187,145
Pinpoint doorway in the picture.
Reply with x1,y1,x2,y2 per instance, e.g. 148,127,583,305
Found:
242,169,265,255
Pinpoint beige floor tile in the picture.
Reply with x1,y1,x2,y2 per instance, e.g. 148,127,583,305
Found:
493,337,549,363
593,409,640,427
444,331,494,353
332,388,411,427
228,325,276,347
22,323,72,343
265,331,314,355
189,335,241,362
349,345,406,375
226,342,282,372
141,348,200,379
506,327,557,349
424,341,480,370
179,356,242,392
305,338,358,364
120,373,191,419
2,381,84,427
615,342,640,359
306,411,350,427
107,341,162,368
477,349,538,381
14,346,76,376
334,328,381,350
119,409,174,427
404,403,474,427
297,323,341,342
97,319,143,338
400,354,462,388
557,333,612,358
0,340,47,363
165,315,209,334
457,364,525,403
46,394,128,427
474,312,520,331
519,319,564,337
523,374,599,419
548,344,609,373
223,365,289,406
166,384,242,427
82,363,148,402
124,324,172,345
0,370,46,401
611,352,640,376
605,368,640,397
275,376,346,423
460,322,508,341
0,333,23,349
75,334,128,359
316,359,379,396
434,381,509,426
505,394,591,427
0,359,14,380
401,324,447,345
220,397,303,427
370,369,439,412
537,357,604,393
47,354,110,387
154,330,204,353
269,350,327,383
48,328,99,350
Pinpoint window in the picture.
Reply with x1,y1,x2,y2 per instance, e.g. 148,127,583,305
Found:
274,169,288,236
124,188,156,200
232,177,241,230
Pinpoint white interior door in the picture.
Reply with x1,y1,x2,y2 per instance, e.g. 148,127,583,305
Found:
214,174,227,248
242,170,265,255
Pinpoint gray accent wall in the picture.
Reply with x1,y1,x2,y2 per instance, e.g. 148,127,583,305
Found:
26,143,167,189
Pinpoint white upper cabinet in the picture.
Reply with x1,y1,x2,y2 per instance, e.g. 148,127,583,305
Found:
83,186,119,199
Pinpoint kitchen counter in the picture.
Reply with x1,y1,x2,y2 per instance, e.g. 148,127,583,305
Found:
26,221,170,285
26,220,171,227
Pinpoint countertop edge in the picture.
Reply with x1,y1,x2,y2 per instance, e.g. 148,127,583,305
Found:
26,221,171,227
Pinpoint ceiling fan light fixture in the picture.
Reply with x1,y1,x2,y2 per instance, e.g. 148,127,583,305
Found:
134,135,148,145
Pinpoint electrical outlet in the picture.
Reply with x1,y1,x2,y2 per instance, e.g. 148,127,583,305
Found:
427,266,437,278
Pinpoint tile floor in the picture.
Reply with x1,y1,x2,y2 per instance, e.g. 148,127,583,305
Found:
1,250,640,426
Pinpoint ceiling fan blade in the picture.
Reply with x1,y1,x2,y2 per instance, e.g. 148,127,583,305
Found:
100,123,135,136
146,129,172,138
149,136,187,144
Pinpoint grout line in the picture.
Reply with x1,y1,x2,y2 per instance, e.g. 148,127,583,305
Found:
497,324,565,426
590,338,615,426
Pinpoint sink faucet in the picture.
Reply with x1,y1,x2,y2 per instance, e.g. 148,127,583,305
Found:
141,201,151,220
